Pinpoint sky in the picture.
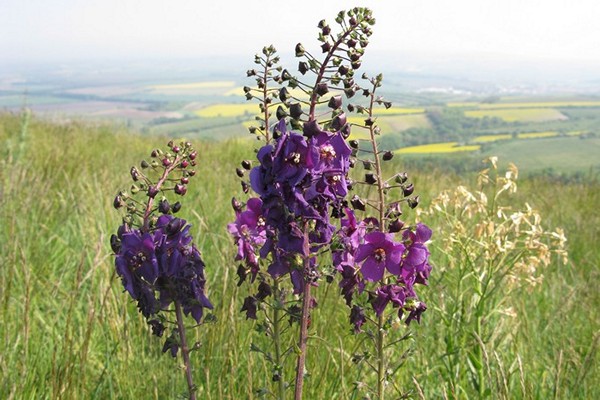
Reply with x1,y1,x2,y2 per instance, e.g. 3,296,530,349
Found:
1,0,600,68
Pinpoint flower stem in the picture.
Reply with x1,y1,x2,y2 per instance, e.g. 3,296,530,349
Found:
272,280,286,400
294,281,311,400
377,313,385,400
175,300,197,400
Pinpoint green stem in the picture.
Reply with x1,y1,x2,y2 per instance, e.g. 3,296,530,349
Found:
175,301,197,400
377,313,385,400
272,280,286,400
294,272,312,400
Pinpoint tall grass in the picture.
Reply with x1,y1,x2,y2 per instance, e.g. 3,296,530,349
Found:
0,113,597,398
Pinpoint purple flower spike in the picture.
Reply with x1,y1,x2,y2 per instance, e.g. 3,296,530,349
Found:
356,231,405,281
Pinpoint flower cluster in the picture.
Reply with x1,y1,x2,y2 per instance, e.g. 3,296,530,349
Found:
334,209,432,331
111,140,212,356
230,119,351,311
112,215,212,325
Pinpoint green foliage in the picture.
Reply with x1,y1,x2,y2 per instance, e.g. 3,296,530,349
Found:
0,113,598,399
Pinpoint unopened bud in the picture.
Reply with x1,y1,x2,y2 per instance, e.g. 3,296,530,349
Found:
407,196,420,209
403,184,414,197
236,168,245,178
295,43,305,57
231,197,243,213
382,151,394,161
289,103,303,120
328,95,343,109
174,184,187,195
365,173,377,184
351,195,366,211
388,219,405,233
298,61,309,75
172,202,182,213
158,199,170,214
315,82,329,96
395,172,408,184
241,160,252,170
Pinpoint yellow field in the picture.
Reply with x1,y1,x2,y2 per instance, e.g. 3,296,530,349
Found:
195,104,260,118
395,142,480,154
472,134,512,143
225,86,308,99
375,107,425,115
518,131,558,139
448,101,600,109
464,108,567,122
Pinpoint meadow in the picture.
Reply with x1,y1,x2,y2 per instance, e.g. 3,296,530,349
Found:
1,112,598,399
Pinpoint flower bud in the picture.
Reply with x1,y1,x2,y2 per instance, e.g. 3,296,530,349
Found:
388,219,405,233
321,42,331,53
113,194,124,209
162,158,171,167
315,82,329,96
351,195,366,211
403,183,414,196
331,113,347,131
338,65,350,76
289,103,303,120
363,160,372,170
241,160,252,170
241,181,249,194
140,160,149,169
235,168,245,178
407,196,420,209
328,95,343,110
172,202,182,213
382,151,394,161
395,172,408,184
188,170,196,176
147,186,159,198
110,234,121,253
298,61,308,75
174,184,187,195
181,177,189,184
295,43,305,57
341,123,351,139
158,199,170,214
347,38,357,48
349,140,359,149
231,197,243,213
276,105,287,120
180,160,189,168
278,87,290,102
130,167,140,181
365,173,377,184
247,69,257,77
189,151,197,160
172,146,180,153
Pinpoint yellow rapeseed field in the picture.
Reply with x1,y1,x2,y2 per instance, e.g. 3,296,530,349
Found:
195,104,259,118
472,134,512,143
395,142,480,154
518,131,558,139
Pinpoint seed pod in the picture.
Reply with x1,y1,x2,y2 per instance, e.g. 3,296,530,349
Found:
351,195,366,211
382,151,394,161
365,173,377,184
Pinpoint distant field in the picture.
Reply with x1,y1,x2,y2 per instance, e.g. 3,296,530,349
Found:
448,101,600,109
150,81,236,90
195,103,258,118
395,142,481,154
472,133,512,143
465,108,567,122
482,136,600,173
0,95,70,108
373,107,425,115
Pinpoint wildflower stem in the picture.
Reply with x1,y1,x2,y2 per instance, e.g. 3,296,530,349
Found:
272,280,286,400
294,281,311,400
142,155,182,232
295,223,312,400
377,313,385,400
175,300,197,400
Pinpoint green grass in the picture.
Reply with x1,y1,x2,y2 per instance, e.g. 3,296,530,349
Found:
482,136,600,174
465,108,568,122
0,113,598,399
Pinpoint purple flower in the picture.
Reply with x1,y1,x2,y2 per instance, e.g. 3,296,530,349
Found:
228,197,267,272
402,223,432,285
115,230,159,295
241,296,258,320
369,284,406,317
356,231,405,281
350,305,366,333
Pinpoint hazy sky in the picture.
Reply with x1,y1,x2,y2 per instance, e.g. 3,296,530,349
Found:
2,0,600,65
